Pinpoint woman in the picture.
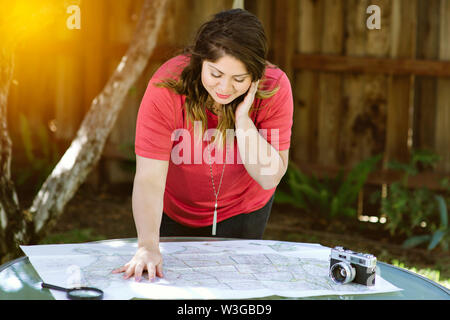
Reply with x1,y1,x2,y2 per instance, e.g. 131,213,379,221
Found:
113,9,293,282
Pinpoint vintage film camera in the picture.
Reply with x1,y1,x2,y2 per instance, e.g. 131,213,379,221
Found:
329,246,377,286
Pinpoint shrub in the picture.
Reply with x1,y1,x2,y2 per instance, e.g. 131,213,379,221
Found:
370,150,449,251
275,155,381,219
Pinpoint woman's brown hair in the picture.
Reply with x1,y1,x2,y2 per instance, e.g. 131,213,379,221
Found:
157,9,279,147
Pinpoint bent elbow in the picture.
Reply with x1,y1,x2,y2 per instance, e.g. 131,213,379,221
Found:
259,176,281,190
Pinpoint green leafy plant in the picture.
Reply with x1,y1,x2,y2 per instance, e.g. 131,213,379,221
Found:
376,181,439,237
402,194,449,251
371,150,449,251
275,155,381,218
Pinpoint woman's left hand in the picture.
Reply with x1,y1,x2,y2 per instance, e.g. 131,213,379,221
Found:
235,80,259,121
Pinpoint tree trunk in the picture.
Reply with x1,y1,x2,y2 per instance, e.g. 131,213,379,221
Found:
0,0,170,263
0,47,27,260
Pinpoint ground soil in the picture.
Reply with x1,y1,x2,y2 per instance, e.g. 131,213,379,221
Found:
48,182,449,282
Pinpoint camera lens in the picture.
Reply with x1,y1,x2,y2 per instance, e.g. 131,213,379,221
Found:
330,262,356,284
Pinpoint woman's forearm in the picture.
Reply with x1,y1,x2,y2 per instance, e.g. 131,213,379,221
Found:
235,115,286,189
132,177,164,250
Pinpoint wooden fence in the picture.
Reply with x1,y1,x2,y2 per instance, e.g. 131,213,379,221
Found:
7,0,450,190
252,0,450,191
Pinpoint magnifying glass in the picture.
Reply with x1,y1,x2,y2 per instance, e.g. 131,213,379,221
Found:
41,282,104,300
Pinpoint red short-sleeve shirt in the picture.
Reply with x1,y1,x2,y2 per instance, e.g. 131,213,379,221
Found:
135,55,293,227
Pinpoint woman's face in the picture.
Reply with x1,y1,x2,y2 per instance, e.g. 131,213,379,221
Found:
201,54,253,105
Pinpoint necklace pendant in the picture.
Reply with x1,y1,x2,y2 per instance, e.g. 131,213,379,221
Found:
212,202,218,236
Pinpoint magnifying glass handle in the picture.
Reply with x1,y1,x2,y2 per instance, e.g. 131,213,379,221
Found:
41,282,70,292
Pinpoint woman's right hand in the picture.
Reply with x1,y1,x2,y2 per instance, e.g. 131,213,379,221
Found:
112,246,163,282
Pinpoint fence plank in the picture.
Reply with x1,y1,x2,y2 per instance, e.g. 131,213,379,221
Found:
385,0,417,164
297,162,450,191
355,0,391,171
272,0,296,80
317,0,344,166
413,0,440,152
292,54,450,77
436,0,450,172
292,0,324,164
339,0,372,166
246,0,274,47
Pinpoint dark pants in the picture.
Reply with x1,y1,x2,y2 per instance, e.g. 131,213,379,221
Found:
160,194,275,239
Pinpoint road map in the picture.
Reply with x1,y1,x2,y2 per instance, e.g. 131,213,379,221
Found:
20,239,401,299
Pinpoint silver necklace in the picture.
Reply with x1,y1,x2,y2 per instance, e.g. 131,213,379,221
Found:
206,141,227,236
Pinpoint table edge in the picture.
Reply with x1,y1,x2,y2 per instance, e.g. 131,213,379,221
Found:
0,256,28,273
378,261,450,295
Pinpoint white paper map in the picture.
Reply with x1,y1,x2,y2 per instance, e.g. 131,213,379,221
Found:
20,239,401,300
